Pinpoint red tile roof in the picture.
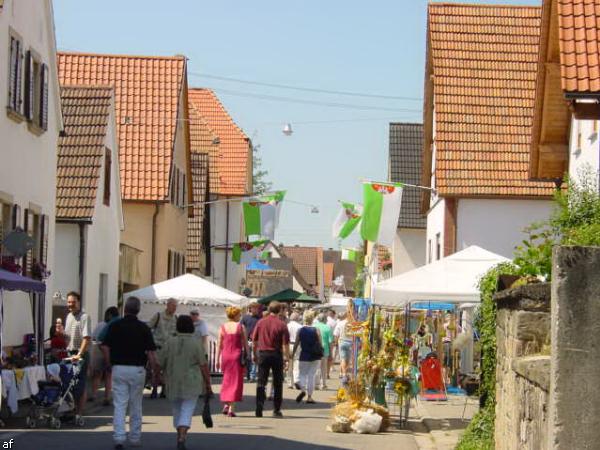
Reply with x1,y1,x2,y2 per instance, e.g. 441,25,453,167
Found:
57,52,186,201
188,89,251,196
558,0,600,93
187,152,209,271
424,4,555,197
279,245,323,289
56,86,113,220
188,103,220,193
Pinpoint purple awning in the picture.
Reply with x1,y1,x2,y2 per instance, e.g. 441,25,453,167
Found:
0,269,46,293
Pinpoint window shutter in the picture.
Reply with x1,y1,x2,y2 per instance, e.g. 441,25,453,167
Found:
40,63,49,130
40,214,48,267
24,50,34,121
15,39,23,114
104,148,111,206
8,37,17,110
182,173,187,208
23,208,31,275
11,204,20,229
167,249,172,279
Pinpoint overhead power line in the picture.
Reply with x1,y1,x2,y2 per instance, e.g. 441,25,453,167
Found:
209,87,422,113
188,71,423,102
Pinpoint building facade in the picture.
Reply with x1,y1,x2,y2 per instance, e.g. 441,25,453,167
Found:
58,53,193,295
53,86,123,325
421,4,555,262
0,0,63,344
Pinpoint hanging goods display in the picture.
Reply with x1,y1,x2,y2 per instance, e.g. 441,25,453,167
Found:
360,182,403,246
332,201,362,239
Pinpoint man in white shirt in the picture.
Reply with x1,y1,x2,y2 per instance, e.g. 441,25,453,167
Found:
190,309,209,355
286,312,302,388
64,291,92,422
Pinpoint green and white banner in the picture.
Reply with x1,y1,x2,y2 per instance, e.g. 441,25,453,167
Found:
341,248,360,262
360,182,403,246
232,240,269,264
243,191,286,239
332,201,362,239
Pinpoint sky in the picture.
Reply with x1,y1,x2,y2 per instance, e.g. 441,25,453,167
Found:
54,0,541,249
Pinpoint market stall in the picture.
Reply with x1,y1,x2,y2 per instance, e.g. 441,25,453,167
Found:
0,269,48,417
123,274,248,339
372,246,508,397
257,288,321,305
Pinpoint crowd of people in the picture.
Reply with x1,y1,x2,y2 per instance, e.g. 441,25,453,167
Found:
48,294,350,450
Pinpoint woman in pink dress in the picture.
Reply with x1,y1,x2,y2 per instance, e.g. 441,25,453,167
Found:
216,306,249,417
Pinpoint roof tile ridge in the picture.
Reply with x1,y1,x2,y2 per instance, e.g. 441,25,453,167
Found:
57,50,187,61
188,102,219,140
428,2,541,10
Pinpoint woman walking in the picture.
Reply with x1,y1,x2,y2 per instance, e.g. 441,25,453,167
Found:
158,315,212,450
90,306,120,405
292,311,323,404
216,306,249,417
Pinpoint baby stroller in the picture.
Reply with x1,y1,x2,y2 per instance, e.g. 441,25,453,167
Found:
26,360,85,429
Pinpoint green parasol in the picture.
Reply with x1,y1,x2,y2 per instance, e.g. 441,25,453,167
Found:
258,288,321,305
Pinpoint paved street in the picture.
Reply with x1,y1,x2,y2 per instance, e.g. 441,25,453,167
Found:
0,378,421,450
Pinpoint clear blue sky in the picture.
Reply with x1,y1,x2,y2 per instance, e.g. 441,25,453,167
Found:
54,0,540,249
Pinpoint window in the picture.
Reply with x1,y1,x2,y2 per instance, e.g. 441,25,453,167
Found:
24,50,47,131
22,209,40,276
7,33,23,116
0,202,12,255
103,148,111,206
98,273,108,322
170,166,186,208
167,249,185,278
435,233,441,260
428,239,432,264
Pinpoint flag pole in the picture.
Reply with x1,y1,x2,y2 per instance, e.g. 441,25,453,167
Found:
360,178,436,193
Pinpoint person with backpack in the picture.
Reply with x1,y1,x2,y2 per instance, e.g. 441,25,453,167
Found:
147,298,178,398
291,310,323,404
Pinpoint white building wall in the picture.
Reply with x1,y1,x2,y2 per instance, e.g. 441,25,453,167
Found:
53,223,79,300
569,118,600,180
425,198,445,264
0,0,62,344
456,199,554,259
210,199,244,293
392,228,426,276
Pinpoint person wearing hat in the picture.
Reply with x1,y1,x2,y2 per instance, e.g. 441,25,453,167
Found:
190,310,209,354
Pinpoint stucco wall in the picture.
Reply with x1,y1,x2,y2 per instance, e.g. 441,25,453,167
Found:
0,0,61,342
120,203,154,288
456,199,554,259
569,117,599,179
392,227,426,276
425,198,445,263
53,223,80,299
210,199,244,292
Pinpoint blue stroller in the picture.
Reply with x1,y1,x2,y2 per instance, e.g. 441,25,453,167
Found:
26,361,85,429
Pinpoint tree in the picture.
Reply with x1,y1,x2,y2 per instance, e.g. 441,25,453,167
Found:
252,144,272,195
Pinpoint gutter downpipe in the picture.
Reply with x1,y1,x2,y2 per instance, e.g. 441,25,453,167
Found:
224,198,230,289
78,223,86,300
151,202,159,284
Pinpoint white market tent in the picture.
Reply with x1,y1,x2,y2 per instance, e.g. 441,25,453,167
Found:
123,274,247,338
373,246,509,306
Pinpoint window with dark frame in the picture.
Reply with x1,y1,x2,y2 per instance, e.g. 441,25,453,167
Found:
103,148,111,206
7,34,23,115
435,233,441,260
428,239,432,264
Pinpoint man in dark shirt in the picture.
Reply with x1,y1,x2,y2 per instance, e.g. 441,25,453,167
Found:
252,301,290,418
241,302,262,381
102,297,158,450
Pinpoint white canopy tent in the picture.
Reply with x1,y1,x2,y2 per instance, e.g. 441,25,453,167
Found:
123,274,248,339
373,246,509,306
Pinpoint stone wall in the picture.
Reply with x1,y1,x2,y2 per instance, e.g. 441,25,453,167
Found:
550,246,600,449
494,283,551,450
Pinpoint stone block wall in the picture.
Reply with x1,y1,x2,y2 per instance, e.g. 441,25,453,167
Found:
494,283,551,450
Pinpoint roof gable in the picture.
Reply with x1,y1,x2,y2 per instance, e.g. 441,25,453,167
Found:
188,88,251,196
389,123,426,229
279,245,322,289
424,4,555,198
57,52,186,201
56,85,113,220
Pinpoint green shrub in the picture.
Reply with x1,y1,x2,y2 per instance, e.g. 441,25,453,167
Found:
456,403,495,450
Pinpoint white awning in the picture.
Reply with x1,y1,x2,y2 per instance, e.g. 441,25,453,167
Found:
123,274,247,307
373,246,509,306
